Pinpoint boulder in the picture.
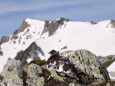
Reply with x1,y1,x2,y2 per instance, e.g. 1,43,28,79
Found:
0,59,23,86
0,50,113,86
26,63,44,86
47,49,111,85
15,42,44,66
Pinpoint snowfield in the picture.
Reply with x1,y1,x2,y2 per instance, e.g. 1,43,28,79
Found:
0,18,115,79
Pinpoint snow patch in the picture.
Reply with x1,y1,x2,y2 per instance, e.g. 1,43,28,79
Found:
27,58,33,63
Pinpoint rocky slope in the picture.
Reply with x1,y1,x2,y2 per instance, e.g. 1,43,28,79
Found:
0,18,115,80
0,50,114,86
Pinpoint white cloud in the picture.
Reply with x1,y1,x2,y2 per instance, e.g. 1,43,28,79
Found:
33,0,115,22
0,0,101,14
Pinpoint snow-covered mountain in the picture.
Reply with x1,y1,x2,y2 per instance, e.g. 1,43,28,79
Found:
0,18,115,79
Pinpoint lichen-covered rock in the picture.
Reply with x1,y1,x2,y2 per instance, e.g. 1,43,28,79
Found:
47,49,111,85
1,59,23,86
0,50,113,86
50,70,63,81
1,59,22,77
61,50,110,81
0,81,7,86
26,63,44,86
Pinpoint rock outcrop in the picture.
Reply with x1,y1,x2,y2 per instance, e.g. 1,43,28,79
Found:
13,20,30,35
0,59,23,86
107,19,115,28
47,50,111,85
42,18,69,36
0,50,114,86
15,42,44,66
0,51,3,56
0,36,10,44
0,59,44,86
99,55,115,67
25,63,44,86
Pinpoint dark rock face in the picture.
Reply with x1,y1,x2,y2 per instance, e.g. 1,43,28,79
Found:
15,42,44,65
13,20,30,35
44,77,69,86
109,20,115,28
90,21,97,24
11,35,18,40
0,51,3,56
42,18,69,36
0,36,10,44
106,19,115,28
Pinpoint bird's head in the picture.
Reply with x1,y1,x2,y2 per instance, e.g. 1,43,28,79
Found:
49,50,58,56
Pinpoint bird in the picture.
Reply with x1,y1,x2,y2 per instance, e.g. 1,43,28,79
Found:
47,50,77,78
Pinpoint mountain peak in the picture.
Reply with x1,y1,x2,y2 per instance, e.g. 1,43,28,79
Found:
24,18,44,24
13,19,30,35
55,17,70,21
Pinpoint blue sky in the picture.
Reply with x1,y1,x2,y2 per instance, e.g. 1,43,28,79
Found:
0,0,115,38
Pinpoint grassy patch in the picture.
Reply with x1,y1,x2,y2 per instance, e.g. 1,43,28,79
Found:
103,59,115,67
29,59,46,66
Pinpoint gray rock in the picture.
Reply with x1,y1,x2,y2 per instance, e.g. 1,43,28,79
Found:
42,18,69,36
12,35,18,40
47,49,111,85
15,42,44,65
1,59,22,77
0,50,112,86
0,36,10,44
107,19,115,28
61,50,110,81
13,20,30,35
0,51,3,56
0,81,7,86
1,59,23,86
26,63,44,86
27,63,42,77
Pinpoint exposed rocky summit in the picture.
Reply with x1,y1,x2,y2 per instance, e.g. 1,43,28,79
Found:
42,18,69,36
13,20,30,35
0,50,114,86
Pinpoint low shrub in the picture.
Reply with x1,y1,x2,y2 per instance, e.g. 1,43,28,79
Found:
29,59,46,66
